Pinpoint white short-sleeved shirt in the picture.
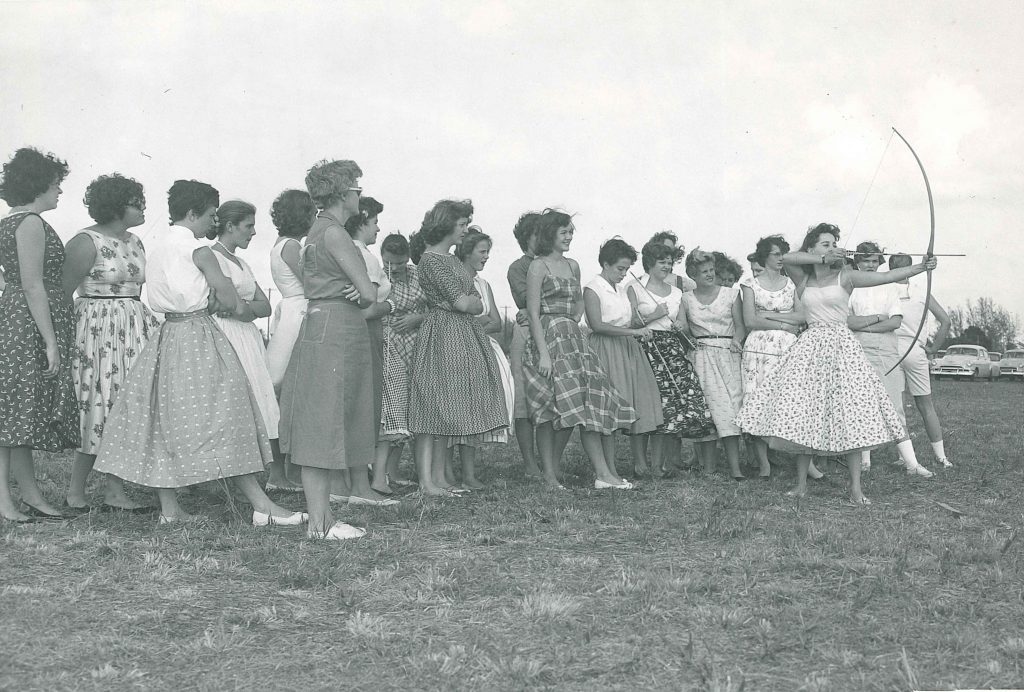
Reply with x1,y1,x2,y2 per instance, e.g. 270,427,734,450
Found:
584,276,633,327
354,239,391,301
631,275,683,331
146,224,210,314
894,277,930,343
849,282,902,320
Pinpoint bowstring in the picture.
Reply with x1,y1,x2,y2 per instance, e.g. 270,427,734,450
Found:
844,130,895,251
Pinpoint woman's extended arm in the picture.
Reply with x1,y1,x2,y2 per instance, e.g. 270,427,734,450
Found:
847,258,935,289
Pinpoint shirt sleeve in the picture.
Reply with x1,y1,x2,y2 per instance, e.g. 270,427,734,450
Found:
507,258,529,309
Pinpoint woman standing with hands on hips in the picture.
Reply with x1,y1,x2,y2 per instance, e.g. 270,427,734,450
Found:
735,223,938,505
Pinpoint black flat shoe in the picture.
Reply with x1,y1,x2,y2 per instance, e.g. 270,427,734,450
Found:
100,504,158,515
22,503,66,520
732,476,747,482
62,502,93,516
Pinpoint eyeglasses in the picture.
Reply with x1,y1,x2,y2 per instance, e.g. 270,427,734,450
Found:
348,187,363,196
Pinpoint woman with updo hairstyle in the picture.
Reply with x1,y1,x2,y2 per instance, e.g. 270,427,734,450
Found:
450,227,513,489
739,234,814,480
266,189,316,392
736,223,938,504
0,147,78,521
628,241,716,475
279,159,388,539
61,173,160,513
407,200,508,496
848,241,933,477
208,200,295,491
522,210,636,490
372,232,426,492
680,248,748,479
582,238,664,476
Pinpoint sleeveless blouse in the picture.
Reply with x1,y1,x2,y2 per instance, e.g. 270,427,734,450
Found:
682,286,739,336
302,218,365,301
270,237,304,298
75,229,147,297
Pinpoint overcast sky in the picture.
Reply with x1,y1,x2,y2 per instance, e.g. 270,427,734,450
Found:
2,0,1021,324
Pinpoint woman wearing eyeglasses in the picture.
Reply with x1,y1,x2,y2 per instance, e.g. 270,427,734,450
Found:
62,174,160,513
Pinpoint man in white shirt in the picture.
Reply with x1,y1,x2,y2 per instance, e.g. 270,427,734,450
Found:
889,253,953,467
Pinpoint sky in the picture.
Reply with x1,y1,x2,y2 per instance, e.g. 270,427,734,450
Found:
2,0,1021,329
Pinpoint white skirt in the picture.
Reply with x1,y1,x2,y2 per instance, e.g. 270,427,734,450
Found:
266,295,307,388
213,316,280,439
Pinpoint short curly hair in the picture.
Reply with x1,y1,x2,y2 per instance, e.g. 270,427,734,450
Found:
684,248,715,279
83,173,145,224
641,240,676,272
417,199,474,246
512,211,541,253
598,238,637,267
344,196,385,235
455,227,492,261
752,235,789,266
648,230,685,263
305,159,362,209
533,209,573,257
408,232,426,265
270,189,316,239
167,180,219,224
799,223,840,252
0,147,69,206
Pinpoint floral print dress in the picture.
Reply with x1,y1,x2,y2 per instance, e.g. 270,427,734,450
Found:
71,229,160,454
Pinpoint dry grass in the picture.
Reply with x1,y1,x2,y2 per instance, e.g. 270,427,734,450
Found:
1,380,1022,690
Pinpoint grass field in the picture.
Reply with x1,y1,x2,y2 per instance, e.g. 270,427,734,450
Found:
2,380,1022,691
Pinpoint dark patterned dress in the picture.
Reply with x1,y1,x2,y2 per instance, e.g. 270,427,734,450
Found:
0,212,79,451
640,331,716,438
71,229,160,454
380,265,425,441
407,251,507,442
522,264,636,434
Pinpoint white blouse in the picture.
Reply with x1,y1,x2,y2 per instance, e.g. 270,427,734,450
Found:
146,225,210,314
270,237,304,299
354,239,391,301
849,282,902,319
631,275,683,331
584,276,633,327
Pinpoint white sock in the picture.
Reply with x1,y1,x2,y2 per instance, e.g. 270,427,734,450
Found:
861,450,871,467
930,440,947,460
897,440,920,468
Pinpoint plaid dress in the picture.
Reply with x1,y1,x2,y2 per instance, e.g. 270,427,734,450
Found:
380,265,425,441
522,269,635,434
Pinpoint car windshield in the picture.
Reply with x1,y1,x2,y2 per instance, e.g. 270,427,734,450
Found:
989,354,1000,361
1005,351,1024,359
946,347,978,356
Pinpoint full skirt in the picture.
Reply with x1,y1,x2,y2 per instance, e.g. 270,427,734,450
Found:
93,314,271,487
589,333,663,435
72,297,161,454
741,328,797,404
735,325,906,454
213,315,280,439
266,295,307,388
638,331,716,439
691,340,744,438
523,315,636,434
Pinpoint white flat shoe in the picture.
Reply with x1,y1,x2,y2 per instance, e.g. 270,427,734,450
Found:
307,522,366,541
348,496,400,507
938,458,953,468
328,494,350,503
594,479,632,490
906,464,934,478
252,510,309,527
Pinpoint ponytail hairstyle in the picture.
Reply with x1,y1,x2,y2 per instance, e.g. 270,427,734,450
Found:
209,200,256,240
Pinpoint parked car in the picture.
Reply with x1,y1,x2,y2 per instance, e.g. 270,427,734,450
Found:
998,349,1024,380
930,344,999,381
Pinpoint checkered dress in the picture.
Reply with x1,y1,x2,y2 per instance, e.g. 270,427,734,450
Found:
380,266,425,441
522,270,636,433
